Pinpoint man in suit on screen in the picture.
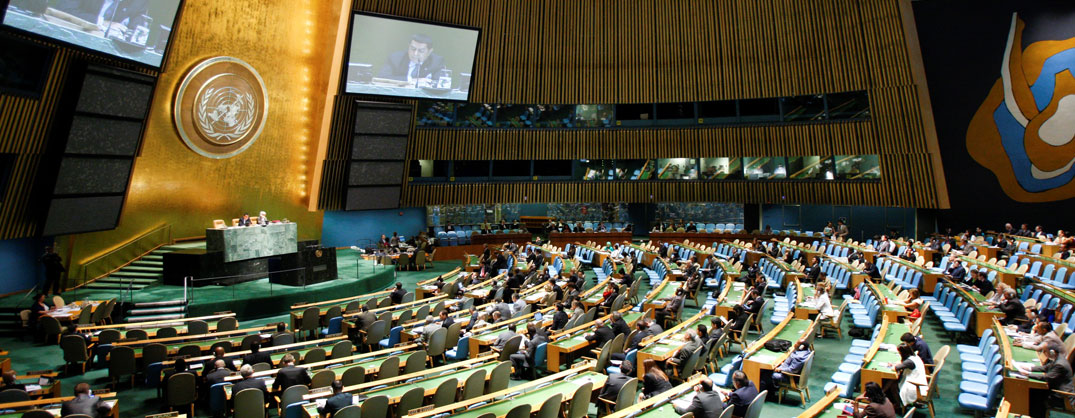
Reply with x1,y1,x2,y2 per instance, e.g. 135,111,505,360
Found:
379,34,446,85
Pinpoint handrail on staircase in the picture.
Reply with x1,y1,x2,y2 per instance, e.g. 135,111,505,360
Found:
73,224,173,291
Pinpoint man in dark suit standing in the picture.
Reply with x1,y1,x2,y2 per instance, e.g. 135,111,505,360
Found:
318,380,353,417
271,354,311,394
674,377,725,418
378,34,447,85
40,246,65,295
242,341,272,367
61,383,111,418
232,365,270,403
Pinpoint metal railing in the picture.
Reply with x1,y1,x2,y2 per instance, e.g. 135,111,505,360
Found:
73,224,173,292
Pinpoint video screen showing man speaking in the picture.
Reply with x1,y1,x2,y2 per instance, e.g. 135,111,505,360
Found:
344,13,479,101
3,0,181,68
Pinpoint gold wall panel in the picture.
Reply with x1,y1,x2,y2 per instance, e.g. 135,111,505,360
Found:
64,0,347,277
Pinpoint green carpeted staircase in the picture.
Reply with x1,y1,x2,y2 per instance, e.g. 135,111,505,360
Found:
83,248,172,291
82,245,191,323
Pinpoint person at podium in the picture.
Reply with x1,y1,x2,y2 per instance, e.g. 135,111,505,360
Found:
257,211,268,225
238,213,253,227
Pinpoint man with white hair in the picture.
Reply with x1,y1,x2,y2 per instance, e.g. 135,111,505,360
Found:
258,211,268,225
231,364,269,402
416,315,443,342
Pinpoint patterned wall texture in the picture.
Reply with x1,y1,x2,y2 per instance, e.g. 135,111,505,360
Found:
318,0,949,209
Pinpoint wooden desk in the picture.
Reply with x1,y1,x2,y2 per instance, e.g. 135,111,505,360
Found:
604,374,709,418
635,312,713,380
44,300,104,321
741,317,814,385
994,319,1050,416
546,310,648,373
519,216,553,230
713,281,747,318
471,233,531,246
859,319,909,393
793,281,817,320
548,232,631,248
797,388,844,418
959,256,1020,289
0,394,119,418
641,280,680,313
77,313,234,338
406,364,604,418
865,282,907,323
947,283,1005,337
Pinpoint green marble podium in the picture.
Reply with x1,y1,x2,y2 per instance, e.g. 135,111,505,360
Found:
205,223,298,263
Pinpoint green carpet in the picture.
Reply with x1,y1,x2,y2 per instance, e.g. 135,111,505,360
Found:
0,250,452,318
0,260,1051,417
0,259,457,417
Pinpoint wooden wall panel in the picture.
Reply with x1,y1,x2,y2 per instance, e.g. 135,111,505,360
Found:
321,0,947,209
401,180,929,207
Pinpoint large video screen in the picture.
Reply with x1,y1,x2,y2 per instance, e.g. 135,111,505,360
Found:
344,13,479,101
2,0,182,68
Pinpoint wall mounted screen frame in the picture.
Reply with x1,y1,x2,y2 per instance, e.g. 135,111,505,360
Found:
340,11,480,102
0,0,185,70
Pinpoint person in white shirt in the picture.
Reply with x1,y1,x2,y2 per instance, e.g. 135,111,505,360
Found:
610,244,624,260
813,280,835,321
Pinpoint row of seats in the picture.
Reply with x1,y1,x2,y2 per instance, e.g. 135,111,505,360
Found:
925,285,972,334
711,243,748,264
1020,285,1075,335
573,245,597,265
668,244,698,262
770,281,800,324
643,259,669,286
844,283,880,330
437,231,469,245
593,259,615,281
758,258,789,289
953,329,1004,413
1024,259,1075,290
821,244,855,258
876,258,925,291
825,323,881,398
817,260,854,292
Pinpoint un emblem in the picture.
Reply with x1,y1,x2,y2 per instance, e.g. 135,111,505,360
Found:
174,57,267,159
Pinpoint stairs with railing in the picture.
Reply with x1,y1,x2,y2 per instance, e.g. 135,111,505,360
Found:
82,246,183,291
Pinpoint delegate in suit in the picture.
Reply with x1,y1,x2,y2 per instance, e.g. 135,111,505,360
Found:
379,34,446,84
